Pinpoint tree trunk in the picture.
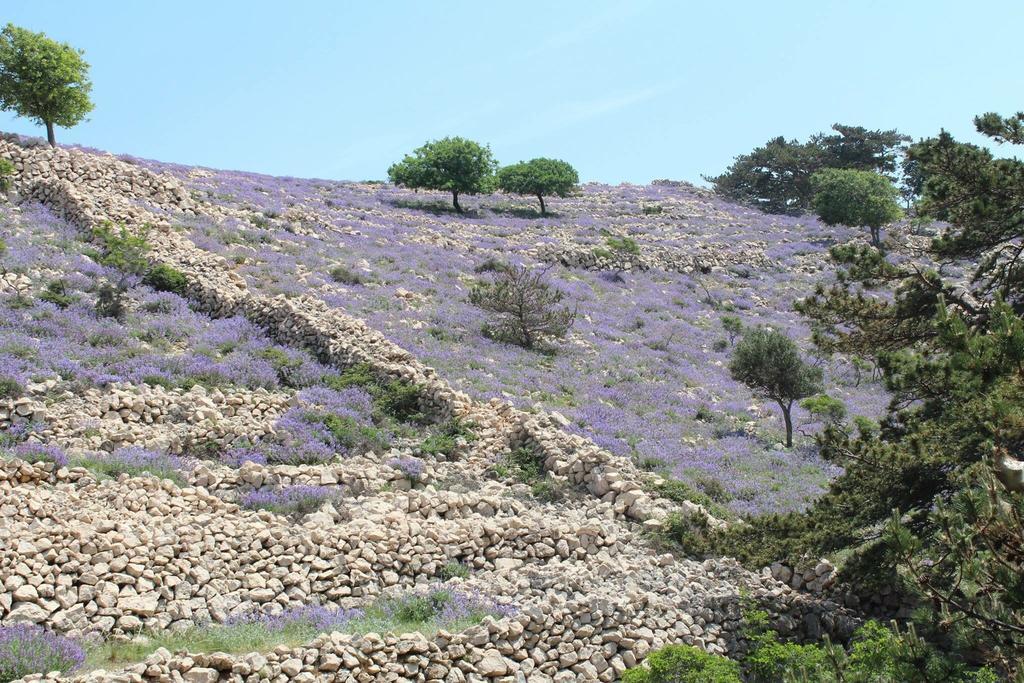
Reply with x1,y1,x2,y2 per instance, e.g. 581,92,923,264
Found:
870,226,881,248
781,401,794,448
538,195,546,216
45,121,56,147
452,191,462,213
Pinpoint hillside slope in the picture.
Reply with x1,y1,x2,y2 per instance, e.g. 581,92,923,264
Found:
0,136,864,681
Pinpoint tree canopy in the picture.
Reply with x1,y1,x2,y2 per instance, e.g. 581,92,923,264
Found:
811,168,903,246
495,157,579,215
387,137,497,213
0,23,93,146
705,124,910,216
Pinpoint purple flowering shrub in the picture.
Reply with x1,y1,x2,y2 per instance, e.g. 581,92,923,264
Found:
0,624,85,682
386,455,425,481
219,386,386,468
240,485,344,515
73,446,190,484
3,442,69,468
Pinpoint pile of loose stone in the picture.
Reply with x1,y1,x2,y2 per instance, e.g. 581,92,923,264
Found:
0,136,866,681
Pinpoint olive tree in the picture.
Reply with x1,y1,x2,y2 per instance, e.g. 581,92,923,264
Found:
387,136,497,213
495,157,578,215
811,168,903,247
729,327,822,447
0,24,93,146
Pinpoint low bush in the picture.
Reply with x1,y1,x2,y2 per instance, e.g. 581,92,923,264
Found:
329,265,365,285
324,364,425,423
622,643,740,682
143,263,189,296
240,485,344,515
0,624,85,682
0,377,22,399
39,279,75,308
72,447,189,486
0,158,14,193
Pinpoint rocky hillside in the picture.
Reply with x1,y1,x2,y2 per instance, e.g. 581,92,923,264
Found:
0,135,871,682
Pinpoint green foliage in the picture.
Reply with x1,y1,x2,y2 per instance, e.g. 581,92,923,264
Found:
886,463,1024,677
720,315,742,344
799,394,847,427
495,157,578,215
705,124,908,215
94,282,127,320
622,644,741,683
811,168,903,246
0,157,13,192
321,413,389,453
143,264,188,296
91,223,149,276
0,23,93,145
329,264,365,285
729,328,822,447
642,204,664,215
740,613,997,683
439,560,469,580
324,363,425,423
0,377,22,399
388,136,498,212
419,419,475,457
39,279,74,308
470,264,576,350
604,235,640,255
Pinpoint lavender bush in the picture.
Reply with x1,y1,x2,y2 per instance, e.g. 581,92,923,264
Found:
240,485,344,515
0,624,85,682
4,442,69,468
386,455,425,481
73,446,190,484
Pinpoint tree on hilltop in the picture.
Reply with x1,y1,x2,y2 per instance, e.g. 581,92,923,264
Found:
387,137,497,213
0,24,93,146
705,124,910,215
811,168,903,247
495,157,579,215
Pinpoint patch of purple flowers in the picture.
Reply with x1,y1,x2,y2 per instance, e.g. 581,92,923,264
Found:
386,455,425,481
0,624,85,680
7,442,69,468
240,485,344,515
227,604,363,633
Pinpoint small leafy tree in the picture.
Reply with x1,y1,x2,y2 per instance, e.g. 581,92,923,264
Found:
811,168,903,247
469,265,576,350
0,24,93,146
729,328,822,447
495,157,578,215
720,314,743,345
387,136,497,213
622,644,740,683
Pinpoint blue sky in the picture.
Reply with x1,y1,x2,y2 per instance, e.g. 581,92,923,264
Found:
2,1,1021,184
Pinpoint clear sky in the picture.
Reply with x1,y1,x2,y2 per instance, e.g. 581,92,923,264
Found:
2,1,1021,184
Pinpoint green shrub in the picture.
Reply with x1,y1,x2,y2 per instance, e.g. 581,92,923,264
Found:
439,561,469,580
143,263,189,296
0,158,14,192
0,377,23,399
39,280,74,308
641,204,664,215
321,414,389,453
605,235,640,255
622,644,741,683
329,265,365,285
324,364,425,423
